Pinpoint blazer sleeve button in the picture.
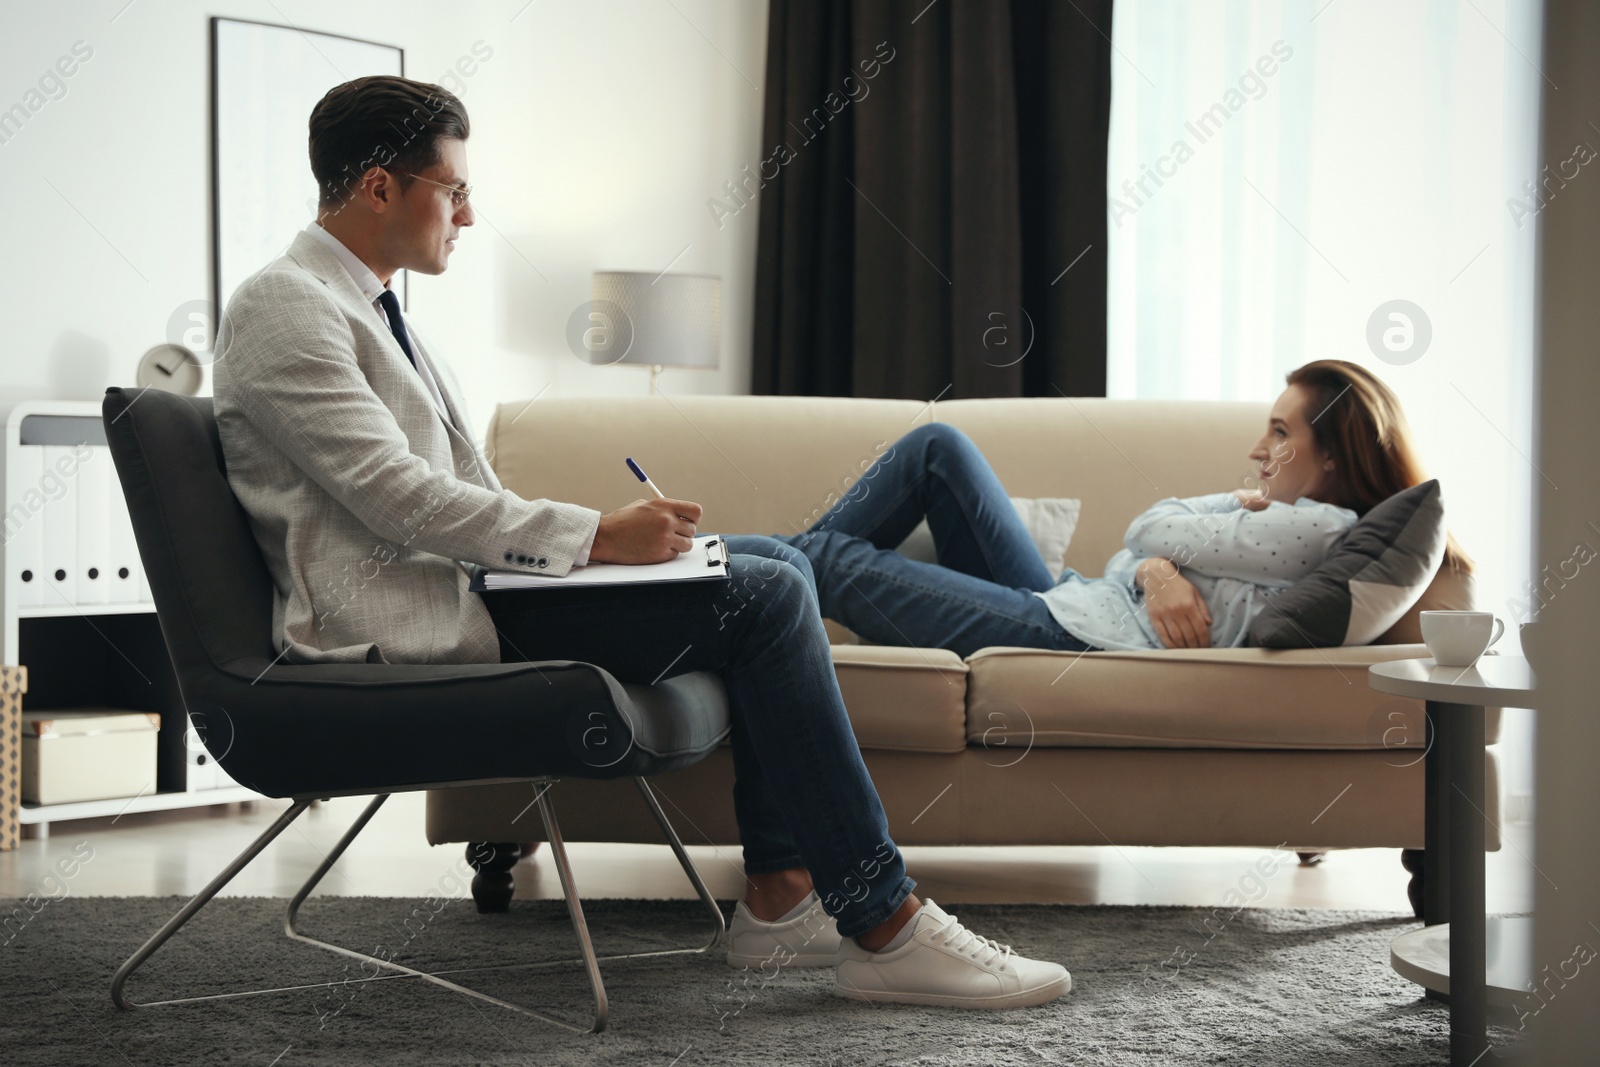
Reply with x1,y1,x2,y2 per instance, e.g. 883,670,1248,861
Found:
503,551,514,562
537,557,549,568
515,553,527,564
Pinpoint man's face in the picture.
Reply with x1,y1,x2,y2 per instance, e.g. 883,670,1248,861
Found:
387,136,473,276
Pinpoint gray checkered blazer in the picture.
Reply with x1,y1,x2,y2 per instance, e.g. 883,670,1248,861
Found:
213,229,598,665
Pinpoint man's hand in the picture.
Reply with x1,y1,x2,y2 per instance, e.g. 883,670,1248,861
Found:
1136,557,1213,649
588,498,703,564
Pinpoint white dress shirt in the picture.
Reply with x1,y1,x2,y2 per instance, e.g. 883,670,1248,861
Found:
303,221,452,424
301,220,597,565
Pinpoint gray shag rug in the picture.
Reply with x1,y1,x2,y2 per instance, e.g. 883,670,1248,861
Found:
0,896,1518,1065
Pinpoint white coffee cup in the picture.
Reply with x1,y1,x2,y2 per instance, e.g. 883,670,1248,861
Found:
1420,611,1505,667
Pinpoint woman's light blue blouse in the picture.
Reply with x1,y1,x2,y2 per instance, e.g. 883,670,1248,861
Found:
1033,492,1359,651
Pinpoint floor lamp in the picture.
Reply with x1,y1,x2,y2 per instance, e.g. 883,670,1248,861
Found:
583,271,721,394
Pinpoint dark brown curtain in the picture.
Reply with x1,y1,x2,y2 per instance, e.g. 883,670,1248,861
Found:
750,0,1113,400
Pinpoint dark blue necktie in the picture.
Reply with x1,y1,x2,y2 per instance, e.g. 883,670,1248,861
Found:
375,288,417,371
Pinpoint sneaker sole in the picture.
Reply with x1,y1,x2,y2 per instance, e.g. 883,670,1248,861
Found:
726,950,838,970
833,971,1071,1009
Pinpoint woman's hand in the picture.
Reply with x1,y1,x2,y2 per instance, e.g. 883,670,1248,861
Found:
1136,557,1213,649
1233,487,1271,511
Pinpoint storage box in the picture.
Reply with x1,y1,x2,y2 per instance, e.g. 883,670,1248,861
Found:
21,707,160,805
0,666,26,850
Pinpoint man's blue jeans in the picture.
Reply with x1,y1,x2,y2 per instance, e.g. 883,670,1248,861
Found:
482,538,915,939
773,422,1095,659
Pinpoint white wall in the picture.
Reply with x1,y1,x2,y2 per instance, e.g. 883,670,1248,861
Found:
1533,7,1600,1054
0,0,769,439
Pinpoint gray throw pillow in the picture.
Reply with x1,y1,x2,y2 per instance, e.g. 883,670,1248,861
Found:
1249,480,1447,648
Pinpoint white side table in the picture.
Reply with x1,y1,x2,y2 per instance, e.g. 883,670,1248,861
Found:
1368,655,1536,1065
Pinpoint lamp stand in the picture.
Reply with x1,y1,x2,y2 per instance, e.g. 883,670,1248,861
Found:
648,363,663,395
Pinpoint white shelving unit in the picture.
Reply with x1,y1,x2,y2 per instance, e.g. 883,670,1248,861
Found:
2,398,261,836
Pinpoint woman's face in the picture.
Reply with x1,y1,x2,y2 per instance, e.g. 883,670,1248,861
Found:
1248,384,1332,503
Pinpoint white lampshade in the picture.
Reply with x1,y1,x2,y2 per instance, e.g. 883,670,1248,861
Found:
584,271,721,370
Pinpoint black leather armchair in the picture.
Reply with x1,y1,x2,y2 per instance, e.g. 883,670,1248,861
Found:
99,386,730,1033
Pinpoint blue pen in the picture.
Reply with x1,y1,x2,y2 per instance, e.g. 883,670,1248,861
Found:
625,457,666,499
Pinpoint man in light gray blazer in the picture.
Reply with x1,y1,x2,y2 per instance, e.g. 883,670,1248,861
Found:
212,74,1069,1010
214,216,596,666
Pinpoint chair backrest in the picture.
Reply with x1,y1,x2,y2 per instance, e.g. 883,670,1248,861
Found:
101,388,279,683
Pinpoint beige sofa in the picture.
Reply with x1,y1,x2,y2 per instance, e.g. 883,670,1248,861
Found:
425,396,1500,908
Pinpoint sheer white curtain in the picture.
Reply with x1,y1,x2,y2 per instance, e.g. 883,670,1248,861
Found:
1106,0,1542,804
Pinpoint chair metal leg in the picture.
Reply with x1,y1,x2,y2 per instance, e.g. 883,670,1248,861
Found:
422,779,726,976
339,780,727,1032
285,793,390,937
112,799,313,1008
114,798,428,1011
282,792,609,1033
110,779,727,1034
107,791,597,1028
634,778,727,953
536,782,609,1032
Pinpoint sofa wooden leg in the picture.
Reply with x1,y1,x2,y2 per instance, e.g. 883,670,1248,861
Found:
1400,848,1425,919
467,842,522,913
1296,851,1326,867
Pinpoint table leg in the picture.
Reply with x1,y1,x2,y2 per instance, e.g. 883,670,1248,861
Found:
1424,701,1450,927
1439,700,1488,1065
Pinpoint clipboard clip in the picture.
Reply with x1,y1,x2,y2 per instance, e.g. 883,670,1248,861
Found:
704,537,729,568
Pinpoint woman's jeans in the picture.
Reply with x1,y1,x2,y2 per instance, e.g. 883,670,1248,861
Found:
774,422,1095,659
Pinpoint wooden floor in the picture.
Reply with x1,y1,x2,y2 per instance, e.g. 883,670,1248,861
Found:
1,792,1535,914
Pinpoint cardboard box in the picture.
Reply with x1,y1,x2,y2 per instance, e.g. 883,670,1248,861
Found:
21,707,160,806
0,666,25,851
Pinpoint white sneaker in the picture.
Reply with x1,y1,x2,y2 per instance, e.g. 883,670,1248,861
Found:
835,899,1071,1009
726,891,842,969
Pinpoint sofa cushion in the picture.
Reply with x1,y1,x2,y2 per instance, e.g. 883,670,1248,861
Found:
832,644,969,753
1249,480,1447,648
963,645,1501,750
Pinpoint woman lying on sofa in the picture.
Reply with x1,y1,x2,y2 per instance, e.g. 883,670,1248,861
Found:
770,359,1468,657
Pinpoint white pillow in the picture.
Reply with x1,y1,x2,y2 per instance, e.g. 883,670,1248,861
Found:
894,497,1081,581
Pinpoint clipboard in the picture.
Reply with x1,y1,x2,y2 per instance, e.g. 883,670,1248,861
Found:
468,535,732,592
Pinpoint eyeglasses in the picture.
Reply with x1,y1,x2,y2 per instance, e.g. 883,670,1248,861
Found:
397,171,473,208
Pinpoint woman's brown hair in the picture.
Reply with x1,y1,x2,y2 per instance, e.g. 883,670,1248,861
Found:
1285,359,1473,575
